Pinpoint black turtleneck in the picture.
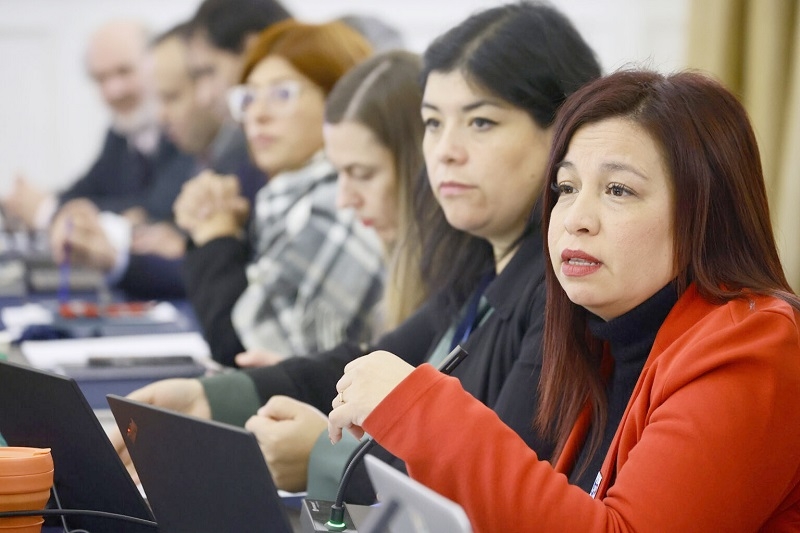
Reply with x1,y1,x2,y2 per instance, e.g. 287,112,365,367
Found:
570,283,679,493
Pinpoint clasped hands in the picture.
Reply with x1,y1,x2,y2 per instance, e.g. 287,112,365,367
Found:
245,351,413,491
173,170,250,246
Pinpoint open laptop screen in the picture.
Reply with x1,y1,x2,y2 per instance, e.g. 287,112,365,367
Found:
0,360,155,532
107,394,294,533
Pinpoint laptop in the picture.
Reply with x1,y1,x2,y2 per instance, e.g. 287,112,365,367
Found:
107,394,295,533
362,454,473,533
0,360,156,532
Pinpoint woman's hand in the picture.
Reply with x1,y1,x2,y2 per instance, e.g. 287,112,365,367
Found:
245,396,328,492
327,351,415,443
173,171,250,245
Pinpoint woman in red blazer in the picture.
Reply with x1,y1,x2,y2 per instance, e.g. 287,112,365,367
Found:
327,70,800,532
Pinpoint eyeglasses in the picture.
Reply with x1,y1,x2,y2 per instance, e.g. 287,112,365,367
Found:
226,81,303,122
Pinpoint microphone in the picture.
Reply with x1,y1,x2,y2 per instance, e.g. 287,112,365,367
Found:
301,345,469,533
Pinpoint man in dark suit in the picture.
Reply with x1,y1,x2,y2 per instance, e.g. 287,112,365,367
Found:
0,20,196,300
2,19,195,231
42,11,279,300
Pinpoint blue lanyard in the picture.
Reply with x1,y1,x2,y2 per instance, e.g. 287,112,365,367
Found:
450,271,495,351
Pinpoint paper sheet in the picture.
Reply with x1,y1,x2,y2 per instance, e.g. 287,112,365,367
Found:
21,331,211,369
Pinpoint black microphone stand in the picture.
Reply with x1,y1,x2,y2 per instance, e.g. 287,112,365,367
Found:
319,345,469,532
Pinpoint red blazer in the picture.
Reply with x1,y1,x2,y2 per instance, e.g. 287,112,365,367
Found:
364,285,800,532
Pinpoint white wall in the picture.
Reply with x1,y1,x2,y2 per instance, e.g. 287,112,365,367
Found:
0,0,688,195
0,0,199,194
286,0,689,72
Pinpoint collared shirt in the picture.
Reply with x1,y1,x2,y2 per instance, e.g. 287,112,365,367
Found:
231,152,384,357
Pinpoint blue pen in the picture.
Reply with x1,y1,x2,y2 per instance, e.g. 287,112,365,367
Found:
58,218,72,305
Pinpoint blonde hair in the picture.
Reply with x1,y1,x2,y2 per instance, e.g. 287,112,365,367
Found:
325,50,428,328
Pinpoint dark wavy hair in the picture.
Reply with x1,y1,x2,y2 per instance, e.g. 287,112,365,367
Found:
189,0,290,54
415,1,601,316
538,69,800,473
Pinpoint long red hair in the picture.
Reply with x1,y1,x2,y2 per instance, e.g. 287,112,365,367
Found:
538,70,800,471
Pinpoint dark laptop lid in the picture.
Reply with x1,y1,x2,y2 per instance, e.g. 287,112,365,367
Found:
107,394,293,533
0,360,156,532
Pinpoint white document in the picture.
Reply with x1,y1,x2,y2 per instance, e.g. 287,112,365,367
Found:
21,331,211,369
1,302,53,339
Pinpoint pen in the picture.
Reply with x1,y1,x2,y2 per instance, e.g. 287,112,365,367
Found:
58,218,72,305
437,344,469,374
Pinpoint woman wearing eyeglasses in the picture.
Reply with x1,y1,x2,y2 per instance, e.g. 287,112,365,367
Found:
173,20,382,367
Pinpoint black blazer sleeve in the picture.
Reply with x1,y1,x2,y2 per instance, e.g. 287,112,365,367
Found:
243,297,446,413
182,236,249,366
118,254,187,300
58,131,195,220
129,141,196,221
59,130,131,209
